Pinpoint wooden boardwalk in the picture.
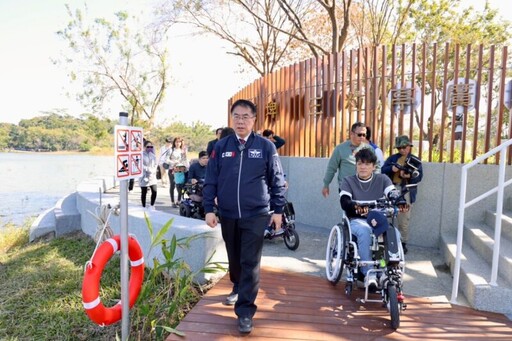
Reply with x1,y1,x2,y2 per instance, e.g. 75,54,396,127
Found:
167,267,512,340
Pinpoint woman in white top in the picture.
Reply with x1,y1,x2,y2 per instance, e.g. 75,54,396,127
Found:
166,137,188,207
139,141,158,210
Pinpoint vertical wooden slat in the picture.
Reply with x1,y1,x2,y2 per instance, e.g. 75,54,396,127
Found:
497,46,507,163
461,44,472,163
283,65,290,156
312,56,325,157
357,48,363,123
439,42,451,162
340,50,347,142
324,53,332,157
389,45,397,148
473,45,484,160
380,45,388,155
334,52,341,147
399,43,406,136
371,45,379,141
449,44,460,163
364,46,370,125
278,67,285,154
347,49,355,133
429,43,438,162
410,43,416,140
485,46,495,164
299,60,305,157
419,43,427,158
304,58,311,157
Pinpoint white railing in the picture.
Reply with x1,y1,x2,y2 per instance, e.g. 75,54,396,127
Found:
450,139,512,304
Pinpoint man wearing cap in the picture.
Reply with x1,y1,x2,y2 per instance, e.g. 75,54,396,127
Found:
340,148,407,279
382,135,424,254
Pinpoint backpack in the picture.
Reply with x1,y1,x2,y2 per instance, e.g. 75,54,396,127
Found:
174,171,185,185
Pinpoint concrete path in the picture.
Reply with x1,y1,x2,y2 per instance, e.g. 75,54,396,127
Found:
117,183,466,306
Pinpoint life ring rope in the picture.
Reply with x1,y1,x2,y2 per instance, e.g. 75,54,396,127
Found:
82,234,144,326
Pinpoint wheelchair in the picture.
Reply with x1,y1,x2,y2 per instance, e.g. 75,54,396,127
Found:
264,201,300,251
179,182,205,220
325,186,414,330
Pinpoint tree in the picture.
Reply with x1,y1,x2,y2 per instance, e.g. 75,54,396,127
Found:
55,4,169,130
158,0,307,76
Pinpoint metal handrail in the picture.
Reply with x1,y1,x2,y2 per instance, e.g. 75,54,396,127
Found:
450,139,512,304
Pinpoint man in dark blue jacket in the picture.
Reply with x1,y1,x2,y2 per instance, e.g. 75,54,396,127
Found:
203,99,286,334
382,135,423,254
187,150,208,184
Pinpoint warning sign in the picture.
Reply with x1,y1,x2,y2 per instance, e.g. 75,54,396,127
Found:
131,154,142,175
117,129,129,152
131,130,143,152
114,125,144,180
117,154,130,178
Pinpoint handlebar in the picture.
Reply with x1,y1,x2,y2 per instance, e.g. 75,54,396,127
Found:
353,199,397,217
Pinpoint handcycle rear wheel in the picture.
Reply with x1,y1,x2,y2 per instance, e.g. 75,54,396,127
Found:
325,224,344,284
387,284,400,330
283,228,300,250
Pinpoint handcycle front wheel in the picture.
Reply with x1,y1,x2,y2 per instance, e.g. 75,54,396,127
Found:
325,224,344,285
387,284,400,330
283,228,300,250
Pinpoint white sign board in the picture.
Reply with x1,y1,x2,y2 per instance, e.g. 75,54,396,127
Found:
114,125,143,180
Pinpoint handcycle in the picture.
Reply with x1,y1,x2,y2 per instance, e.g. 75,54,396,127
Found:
264,201,300,251
325,185,415,330
179,181,205,220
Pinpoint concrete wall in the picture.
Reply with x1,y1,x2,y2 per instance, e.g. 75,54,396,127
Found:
75,177,227,285
32,158,512,285
280,157,512,248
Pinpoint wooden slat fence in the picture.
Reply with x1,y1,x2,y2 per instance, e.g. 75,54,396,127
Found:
229,43,512,164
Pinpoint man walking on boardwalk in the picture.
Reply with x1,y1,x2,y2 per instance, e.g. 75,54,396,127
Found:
203,99,287,334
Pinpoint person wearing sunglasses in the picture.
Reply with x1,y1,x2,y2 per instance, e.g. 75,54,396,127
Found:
382,135,424,254
322,122,374,198
139,141,158,211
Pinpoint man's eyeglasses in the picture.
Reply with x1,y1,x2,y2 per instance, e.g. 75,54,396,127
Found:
146,146,154,149
397,146,408,150
232,114,254,121
352,132,366,137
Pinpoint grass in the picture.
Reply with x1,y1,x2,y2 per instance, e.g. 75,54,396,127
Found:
0,218,225,340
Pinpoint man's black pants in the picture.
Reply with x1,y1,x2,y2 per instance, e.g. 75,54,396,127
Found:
220,214,268,318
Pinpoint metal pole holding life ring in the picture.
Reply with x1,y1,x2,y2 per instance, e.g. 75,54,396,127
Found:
82,234,144,326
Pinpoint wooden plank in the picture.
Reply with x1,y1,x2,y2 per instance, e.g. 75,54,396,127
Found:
166,267,512,340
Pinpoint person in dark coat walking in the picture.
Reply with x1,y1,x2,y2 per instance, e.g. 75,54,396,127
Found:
203,99,286,334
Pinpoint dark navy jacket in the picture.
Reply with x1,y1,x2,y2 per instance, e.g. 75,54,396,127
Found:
203,132,286,219
187,161,206,183
382,153,423,203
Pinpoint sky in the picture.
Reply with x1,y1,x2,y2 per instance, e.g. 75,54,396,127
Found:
0,0,252,129
0,0,510,130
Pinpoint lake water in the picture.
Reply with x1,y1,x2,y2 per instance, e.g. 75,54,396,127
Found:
0,153,113,227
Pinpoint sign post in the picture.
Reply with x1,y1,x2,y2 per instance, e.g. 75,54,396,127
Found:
114,114,143,341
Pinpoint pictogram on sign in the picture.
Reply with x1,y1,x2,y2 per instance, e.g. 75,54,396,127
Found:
131,154,142,175
131,130,143,152
117,130,129,152
114,125,144,180
117,154,130,178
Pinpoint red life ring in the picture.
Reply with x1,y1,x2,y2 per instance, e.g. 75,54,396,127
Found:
82,234,145,325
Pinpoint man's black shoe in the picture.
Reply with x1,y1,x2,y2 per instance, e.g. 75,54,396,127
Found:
238,316,253,333
224,291,238,305
402,242,408,255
